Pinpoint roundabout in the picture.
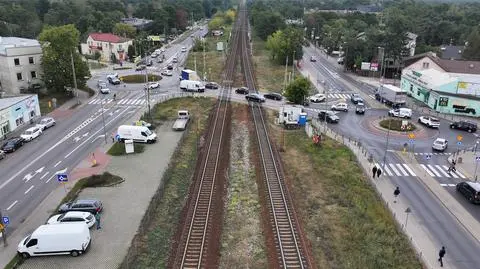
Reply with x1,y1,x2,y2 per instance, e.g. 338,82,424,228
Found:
120,74,163,84
378,118,416,132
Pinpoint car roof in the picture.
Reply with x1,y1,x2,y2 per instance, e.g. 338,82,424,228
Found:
73,199,99,205
63,211,91,218
434,138,447,142
464,181,480,191
25,127,38,131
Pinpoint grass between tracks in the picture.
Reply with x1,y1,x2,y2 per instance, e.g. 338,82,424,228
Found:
267,111,422,268
125,97,215,268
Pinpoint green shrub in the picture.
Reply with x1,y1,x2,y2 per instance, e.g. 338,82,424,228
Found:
107,142,145,156
379,118,416,131
120,74,162,83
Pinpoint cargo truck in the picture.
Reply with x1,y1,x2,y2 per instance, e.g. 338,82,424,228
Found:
375,84,407,107
173,110,190,131
180,80,205,92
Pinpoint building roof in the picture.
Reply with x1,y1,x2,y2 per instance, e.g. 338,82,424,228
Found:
89,33,130,43
403,68,458,88
405,52,480,75
439,45,464,60
0,36,40,55
0,95,36,110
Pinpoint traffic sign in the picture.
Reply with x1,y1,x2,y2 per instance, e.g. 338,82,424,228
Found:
425,154,432,160
409,139,415,144
2,216,9,225
457,135,463,141
115,134,120,141
476,156,480,162
408,133,415,139
457,141,462,146
57,174,68,182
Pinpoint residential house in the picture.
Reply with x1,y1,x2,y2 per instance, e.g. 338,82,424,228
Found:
81,33,133,63
0,37,42,95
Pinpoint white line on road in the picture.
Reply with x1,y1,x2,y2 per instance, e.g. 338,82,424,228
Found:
40,171,50,180
6,200,18,211
54,161,62,167
46,175,54,183
24,185,34,195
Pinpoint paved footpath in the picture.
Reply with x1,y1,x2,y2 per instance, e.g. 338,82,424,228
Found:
0,123,181,269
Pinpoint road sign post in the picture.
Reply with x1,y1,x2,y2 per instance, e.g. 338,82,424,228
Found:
404,207,412,228
475,156,480,182
57,174,68,193
0,209,6,246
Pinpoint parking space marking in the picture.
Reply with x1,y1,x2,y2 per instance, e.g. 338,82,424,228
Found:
24,185,34,195
6,200,18,211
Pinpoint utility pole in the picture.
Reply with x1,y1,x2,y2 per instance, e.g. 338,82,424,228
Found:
70,51,79,104
382,94,396,168
292,50,296,80
100,96,107,144
144,69,151,121
194,53,197,74
284,56,289,90
203,38,206,81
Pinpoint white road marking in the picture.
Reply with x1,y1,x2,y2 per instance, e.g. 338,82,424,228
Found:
395,164,409,176
24,185,34,194
74,137,81,142
23,173,33,182
420,164,435,177
53,161,62,167
427,164,442,177
388,164,401,176
402,164,416,177
435,165,451,178
40,171,50,180
6,200,18,211
118,99,127,104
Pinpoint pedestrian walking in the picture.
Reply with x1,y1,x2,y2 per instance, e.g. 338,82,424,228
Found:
393,187,400,203
438,246,446,267
376,167,382,178
372,165,378,178
95,212,101,230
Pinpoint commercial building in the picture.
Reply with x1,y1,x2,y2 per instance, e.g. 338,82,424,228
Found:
0,37,43,95
81,33,133,63
0,95,41,137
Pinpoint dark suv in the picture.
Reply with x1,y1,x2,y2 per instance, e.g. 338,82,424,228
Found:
58,199,103,214
263,92,283,101
456,181,480,203
450,121,477,133
318,110,339,123
351,93,363,104
235,87,249,95
2,137,25,153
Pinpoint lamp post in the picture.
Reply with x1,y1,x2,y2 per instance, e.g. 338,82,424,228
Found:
100,96,107,144
378,46,385,82
382,94,397,169
343,42,348,72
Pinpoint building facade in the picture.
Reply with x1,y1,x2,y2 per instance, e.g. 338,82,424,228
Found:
0,37,43,95
0,95,41,137
81,33,133,63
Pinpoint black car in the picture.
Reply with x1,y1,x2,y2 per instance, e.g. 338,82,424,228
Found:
205,82,219,89
235,87,249,95
351,93,363,104
58,199,103,214
450,121,477,133
318,110,339,123
355,103,365,114
167,64,174,70
2,137,25,153
245,93,266,103
263,92,283,101
146,60,153,66
456,181,480,203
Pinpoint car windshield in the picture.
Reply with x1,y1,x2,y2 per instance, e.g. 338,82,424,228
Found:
23,235,31,245
431,118,439,122
40,119,48,124
435,140,445,145
86,214,93,220
24,131,32,135
57,213,66,221
145,129,153,135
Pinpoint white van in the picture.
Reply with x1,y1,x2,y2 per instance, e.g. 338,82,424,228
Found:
388,108,412,118
17,223,91,258
117,125,157,143
180,80,205,92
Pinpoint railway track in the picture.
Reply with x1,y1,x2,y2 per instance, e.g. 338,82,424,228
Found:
238,7,313,269
169,10,242,269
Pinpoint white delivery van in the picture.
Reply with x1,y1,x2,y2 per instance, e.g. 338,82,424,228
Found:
117,125,157,143
17,223,91,258
180,80,205,92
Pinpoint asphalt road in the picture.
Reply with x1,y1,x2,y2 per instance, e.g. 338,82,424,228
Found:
302,46,480,268
0,27,207,237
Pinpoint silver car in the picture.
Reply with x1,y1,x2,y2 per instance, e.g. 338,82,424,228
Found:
36,117,56,130
432,138,448,151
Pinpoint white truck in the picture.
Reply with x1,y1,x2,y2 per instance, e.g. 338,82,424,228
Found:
277,106,307,129
17,223,91,258
117,125,157,143
375,84,407,107
173,110,190,131
180,80,205,92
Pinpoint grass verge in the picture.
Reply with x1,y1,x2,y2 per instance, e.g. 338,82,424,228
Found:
121,97,215,268
267,113,422,268
107,142,145,156
88,62,107,69
38,92,72,115
120,74,162,83
379,118,416,131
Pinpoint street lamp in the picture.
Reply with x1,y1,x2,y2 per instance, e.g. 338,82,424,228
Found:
343,42,348,72
382,94,397,169
100,95,107,144
378,46,385,82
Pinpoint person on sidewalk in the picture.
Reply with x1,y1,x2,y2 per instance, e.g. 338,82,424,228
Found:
438,246,446,267
372,165,377,178
95,212,101,230
393,187,400,203
376,167,382,178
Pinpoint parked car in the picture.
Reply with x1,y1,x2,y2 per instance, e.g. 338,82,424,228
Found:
167,64,174,70
161,70,173,76
355,103,366,114
146,60,153,66
245,93,266,103
388,108,412,118
100,87,110,94
21,127,42,142
456,181,480,203
157,58,164,63
318,110,339,123
310,56,316,62
117,125,157,143
136,65,147,71
350,93,363,104
97,80,107,88
151,53,158,58
58,199,103,214
0,150,5,160
450,121,477,133
205,82,219,89
331,102,348,112
172,57,178,63
418,116,440,128
309,93,326,103
2,137,25,153
47,211,96,228
432,138,448,151
181,46,187,52
108,77,121,85
145,82,160,89
235,87,249,95
36,117,56,130
263,92,283,101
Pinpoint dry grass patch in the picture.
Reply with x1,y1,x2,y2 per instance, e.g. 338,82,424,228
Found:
266,111,422,269
219,104,266,269
252,35,288,93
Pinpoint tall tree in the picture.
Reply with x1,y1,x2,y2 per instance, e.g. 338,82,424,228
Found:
254,11,285,40
113,23,136,38
284,77,311,104
36,0,51,21
266,27,304,65
464,27,480,60
38,24,90,93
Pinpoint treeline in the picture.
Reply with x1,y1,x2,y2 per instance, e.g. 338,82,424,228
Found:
0,0,232,40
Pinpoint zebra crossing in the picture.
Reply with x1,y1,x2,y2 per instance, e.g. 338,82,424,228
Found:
326,93,351,99
88,98,147,106
374,162,466,179
414,152,452,156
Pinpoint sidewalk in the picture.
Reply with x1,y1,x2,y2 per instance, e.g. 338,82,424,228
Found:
449,151,480,181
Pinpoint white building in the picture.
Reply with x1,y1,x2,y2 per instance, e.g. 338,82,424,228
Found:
0,37,43,95
0,95,41,137
81,33,133,63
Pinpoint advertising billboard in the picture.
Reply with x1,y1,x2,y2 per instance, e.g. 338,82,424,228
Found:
457,81,480,96
361,62,371,71
370,62,379,71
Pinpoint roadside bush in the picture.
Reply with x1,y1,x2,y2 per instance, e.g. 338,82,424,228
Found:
120,74,162,83
379,118,416,131
107,142,145,156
